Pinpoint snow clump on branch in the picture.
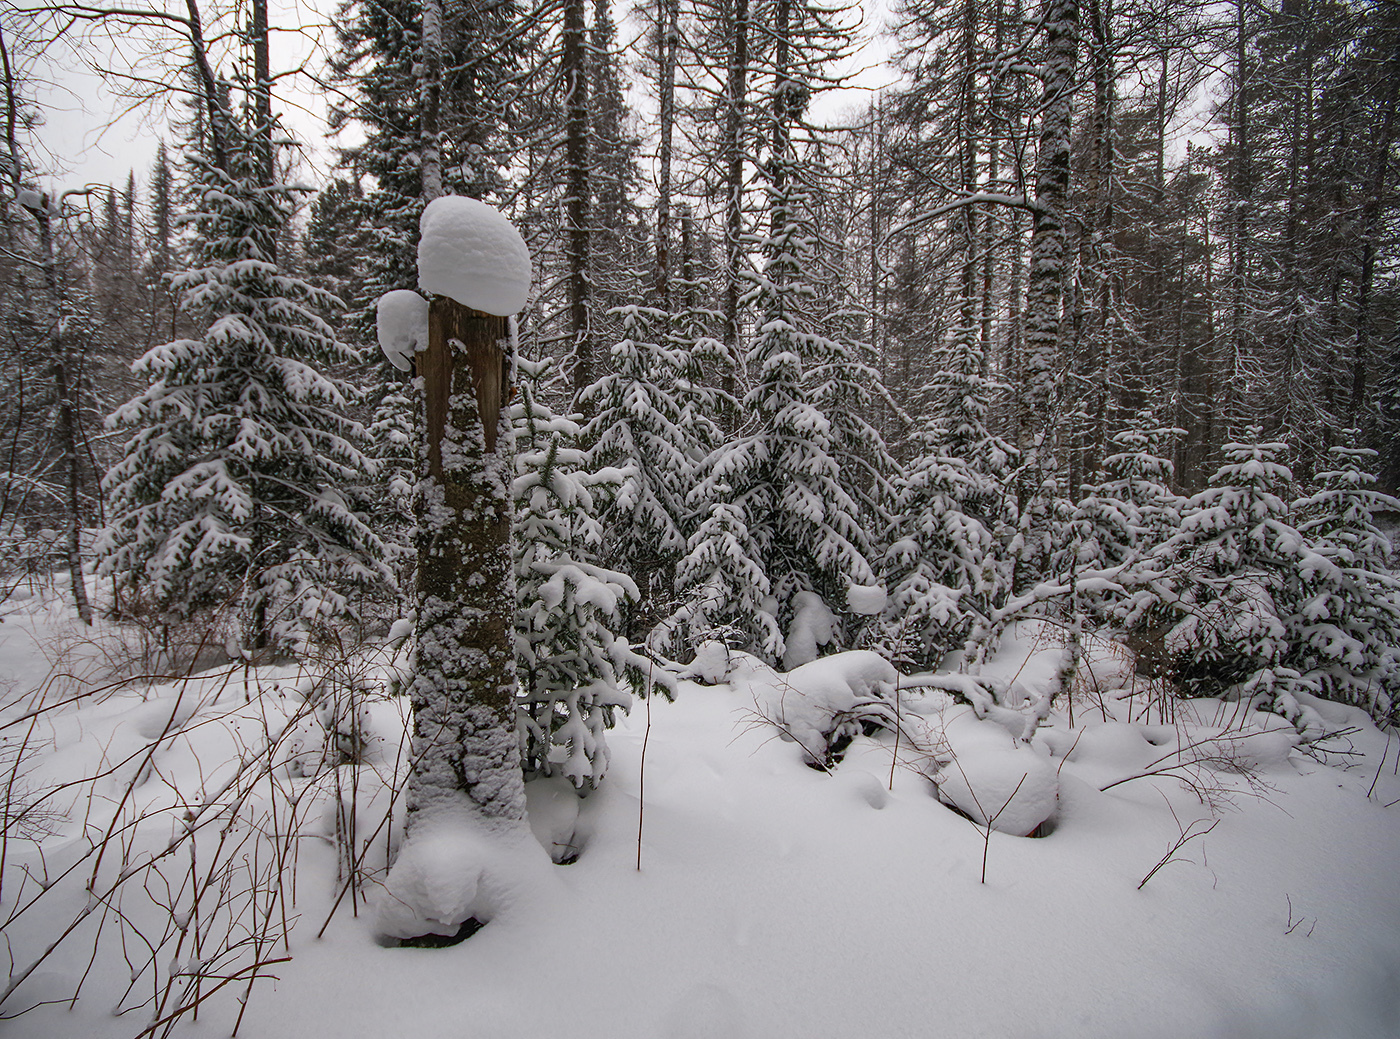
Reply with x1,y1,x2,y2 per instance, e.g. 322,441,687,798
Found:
376,289,429,370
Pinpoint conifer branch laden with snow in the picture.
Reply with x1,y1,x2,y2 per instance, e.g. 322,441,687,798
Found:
98,111,389,655
515,360,671,789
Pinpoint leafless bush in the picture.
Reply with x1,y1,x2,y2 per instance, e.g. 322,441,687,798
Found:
1137,799,1219,890
0,631,410,1037
1099,728,1283,813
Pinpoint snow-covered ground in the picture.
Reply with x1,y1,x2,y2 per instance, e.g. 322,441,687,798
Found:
4,587,1399,1039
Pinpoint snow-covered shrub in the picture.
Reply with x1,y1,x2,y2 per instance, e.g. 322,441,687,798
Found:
1122,436,1301,702
930,707,1059,836
671,128,882,666
682,639,735,684
879,429,998,669
659,489,782,663
1286,442,1400,725
580,305,696,638
0,663,337,1030
1120,434,1400,727
513,362,669,789
753,651,901,769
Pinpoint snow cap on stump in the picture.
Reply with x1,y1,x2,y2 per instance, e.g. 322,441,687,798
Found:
418,196,532,316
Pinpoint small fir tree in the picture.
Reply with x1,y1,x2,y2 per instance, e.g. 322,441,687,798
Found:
580,305,696,633
1124,434,1303,705
513,360,663,788
880,421,998,669
1288,441,1400,724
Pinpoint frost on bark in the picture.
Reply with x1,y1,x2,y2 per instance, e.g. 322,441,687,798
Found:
563,0,592,401
407,299,524,826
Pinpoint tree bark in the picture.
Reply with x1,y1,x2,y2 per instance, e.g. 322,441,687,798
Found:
419,0,444,201
251,0,273,189
564,0,592,401
1021,0,1078,464
655,0,678,307
408,298,522,825
1352,56,1398,423
722,0,750,413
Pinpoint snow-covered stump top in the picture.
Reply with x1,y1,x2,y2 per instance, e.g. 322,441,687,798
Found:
418,196,531,316
380,197,546,943
377,197,531,371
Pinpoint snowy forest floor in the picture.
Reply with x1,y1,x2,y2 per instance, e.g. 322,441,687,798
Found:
3,581,1400,1039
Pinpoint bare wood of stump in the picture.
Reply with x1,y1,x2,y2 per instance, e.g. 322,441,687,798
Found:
408,297,524,823
422,299,510,465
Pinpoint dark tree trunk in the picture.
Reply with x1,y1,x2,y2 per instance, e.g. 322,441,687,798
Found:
409,298,522,824
564,0,592,401
655,0,678,307
1022,0,1078,464
722,0,749,413
28,197,93,626
251,0,273,190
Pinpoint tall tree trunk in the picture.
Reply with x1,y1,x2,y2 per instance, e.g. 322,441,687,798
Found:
407,299,524,831
564,0,592,401
722,0,749,411
419,0,444,201
1083,0,1116,480
183,0,228,171
1224,0,1250,439
396,1,529,932
1021,0,1078,467
26,195,93,626
1352,56,1398,424
655,0,678,307
251,0,273,190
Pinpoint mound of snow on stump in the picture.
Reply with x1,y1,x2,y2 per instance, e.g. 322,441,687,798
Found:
684,639,733,685
756,651,898,766
933,707,1058,836
418,196,532,316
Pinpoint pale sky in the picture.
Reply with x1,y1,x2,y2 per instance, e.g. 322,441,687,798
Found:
17,0,339,194
22,0,898,198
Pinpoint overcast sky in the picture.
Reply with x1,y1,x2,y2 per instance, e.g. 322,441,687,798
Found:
19,0,340,193
22,0,898,199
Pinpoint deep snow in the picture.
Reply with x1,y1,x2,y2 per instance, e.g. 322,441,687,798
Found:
3,587,1399,1039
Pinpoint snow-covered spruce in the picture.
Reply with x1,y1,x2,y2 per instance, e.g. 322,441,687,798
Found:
1121,434,1338,727
1063,416,1184,625
658,488,782,662
579,305,696,639
1289,440,1400,725
98,120,388,653
676,72,880,665
514,359,669,791
880,419,1000,670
